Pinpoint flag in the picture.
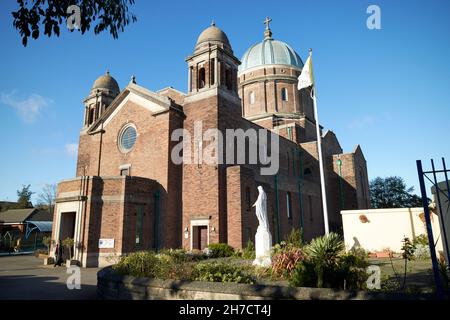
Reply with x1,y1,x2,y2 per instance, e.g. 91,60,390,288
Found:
297,51,314,91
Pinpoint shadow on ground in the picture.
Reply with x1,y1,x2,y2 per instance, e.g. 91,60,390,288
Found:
0,274,98,300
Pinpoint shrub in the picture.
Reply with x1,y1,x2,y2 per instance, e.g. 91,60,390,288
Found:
114,251,159,278
113,251,194,280
438,254,449,289
334,251,369,290
158,248,188,262
289,259,317,287
158,248,207,262
207,243,235,258
193,261,254,284
242,240,255,260
305,232,344,288
288,233,368,289
306,232,345,264
42,236,53,255
413,244,430,260
413,234,429,246
62,237,75,259
271,246,304,279
289,250,369,290
284,228,303,248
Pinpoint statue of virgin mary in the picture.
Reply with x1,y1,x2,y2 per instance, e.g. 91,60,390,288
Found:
252,186,272,267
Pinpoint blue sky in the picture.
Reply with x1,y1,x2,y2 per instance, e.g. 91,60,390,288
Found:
0,0,449,203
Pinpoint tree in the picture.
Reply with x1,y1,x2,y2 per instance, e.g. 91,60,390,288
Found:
400,236,416,290
16,184,34,208
370,176,423,209
37,184,57,213
42,236,54,255
12,0,137,46
62,237,75,260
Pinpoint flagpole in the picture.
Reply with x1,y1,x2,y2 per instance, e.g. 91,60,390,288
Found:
298,48,330,235
311,86,329,235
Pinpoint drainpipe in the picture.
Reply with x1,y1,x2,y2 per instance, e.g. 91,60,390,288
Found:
97,122,104,176
80,167,88,266
274,174,281,243
297,150,304,240
337,158,345,210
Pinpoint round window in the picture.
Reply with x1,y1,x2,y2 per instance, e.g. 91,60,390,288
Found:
119,125,137,152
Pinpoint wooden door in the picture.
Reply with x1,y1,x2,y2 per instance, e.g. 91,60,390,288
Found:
199,226,208,250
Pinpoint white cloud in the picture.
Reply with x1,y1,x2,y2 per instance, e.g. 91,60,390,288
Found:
65,143,78,158
1,91,52,123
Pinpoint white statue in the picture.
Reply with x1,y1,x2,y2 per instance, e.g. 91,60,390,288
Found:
252,186,272,267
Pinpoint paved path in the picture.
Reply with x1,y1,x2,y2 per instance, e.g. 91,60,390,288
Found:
0,255,100,299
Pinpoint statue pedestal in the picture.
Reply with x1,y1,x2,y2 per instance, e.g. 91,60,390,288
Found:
253,226,272,267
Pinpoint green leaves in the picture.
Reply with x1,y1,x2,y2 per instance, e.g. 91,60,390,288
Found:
11,0,137,46
17,184,34,208
370,176,423,209
207,243,235,258
305,232,345,266
193,262,255,284
401,237,416,261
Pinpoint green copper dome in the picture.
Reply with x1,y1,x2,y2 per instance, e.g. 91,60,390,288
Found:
239,19,303,73
239,39,303,73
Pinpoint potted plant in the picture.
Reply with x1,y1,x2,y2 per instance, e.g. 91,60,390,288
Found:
62,237,78,266
41,236,55,265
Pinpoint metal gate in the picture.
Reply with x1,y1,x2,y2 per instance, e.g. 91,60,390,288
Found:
417,158,450,298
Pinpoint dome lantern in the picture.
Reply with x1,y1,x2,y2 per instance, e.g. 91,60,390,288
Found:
238,19,303,74
195,23,232,53
91,70,120,95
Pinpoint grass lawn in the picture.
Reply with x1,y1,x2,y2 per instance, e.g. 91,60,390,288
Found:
369,257,436,292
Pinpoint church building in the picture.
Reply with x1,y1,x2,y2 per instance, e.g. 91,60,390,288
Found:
51,20,370,267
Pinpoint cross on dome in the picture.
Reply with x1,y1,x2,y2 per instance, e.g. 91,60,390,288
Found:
264,17,272,30
263,17,273,40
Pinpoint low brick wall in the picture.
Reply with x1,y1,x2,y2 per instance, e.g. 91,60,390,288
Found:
97,267,436,300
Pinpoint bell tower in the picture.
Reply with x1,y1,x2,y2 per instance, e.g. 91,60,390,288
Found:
182,23,242,250
82,70,120,129
186,22,240,100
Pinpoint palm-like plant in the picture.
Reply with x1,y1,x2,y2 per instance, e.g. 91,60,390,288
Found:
305,232,345,287
62,237,75,260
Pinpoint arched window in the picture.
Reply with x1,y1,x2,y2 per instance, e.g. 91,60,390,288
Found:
88,108,95,125
198,67,206,89
249,91,255,104
281,88,288,101
210,59,215,85
225,68,232,90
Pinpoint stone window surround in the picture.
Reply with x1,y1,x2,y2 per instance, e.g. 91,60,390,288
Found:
119,163,131,176
117,122,137,154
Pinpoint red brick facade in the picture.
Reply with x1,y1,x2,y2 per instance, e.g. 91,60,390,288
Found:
51,24,370,267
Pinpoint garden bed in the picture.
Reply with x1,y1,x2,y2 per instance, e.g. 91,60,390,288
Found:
97,232,447,300
97,266,434,300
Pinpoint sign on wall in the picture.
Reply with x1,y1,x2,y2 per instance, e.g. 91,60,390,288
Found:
98,239,115,249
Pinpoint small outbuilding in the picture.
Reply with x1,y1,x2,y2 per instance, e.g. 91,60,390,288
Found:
0,208,53,252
